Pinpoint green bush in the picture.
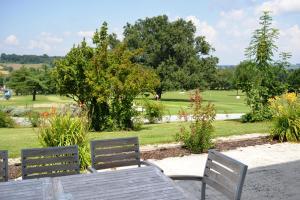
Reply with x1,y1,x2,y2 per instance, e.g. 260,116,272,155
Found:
269,93,300,142
176,89,216,153
143,99,164,123
0,110,15,128
37,111,90,169
27,111,41,127
241,107,272,122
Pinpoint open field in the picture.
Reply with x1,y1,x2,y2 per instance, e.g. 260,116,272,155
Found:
0,120,270,158
0,63,45,70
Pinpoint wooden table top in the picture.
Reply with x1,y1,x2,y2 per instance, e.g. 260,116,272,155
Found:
0,166,196,200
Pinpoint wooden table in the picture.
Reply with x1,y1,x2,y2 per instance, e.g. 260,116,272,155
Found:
0,166,196,200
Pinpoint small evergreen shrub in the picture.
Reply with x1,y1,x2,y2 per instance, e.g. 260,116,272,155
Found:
269,93,300,142
176,89,216,153
241,107,272,122
143,99,164,123
37,109,90,169
0,110,15,128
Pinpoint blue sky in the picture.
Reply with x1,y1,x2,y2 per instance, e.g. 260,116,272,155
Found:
1,0,299,64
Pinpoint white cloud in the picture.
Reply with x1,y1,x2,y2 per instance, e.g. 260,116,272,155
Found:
279,24,300,55
28,32,63,52
63,31,72,37
77,31,94,38
256,0,300,15
186,16,217,43
4,35,19,46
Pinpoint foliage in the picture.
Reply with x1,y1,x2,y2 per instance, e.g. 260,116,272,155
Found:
288,68,300,94
37,109,90,169
7,66,54,101
240,11,289,122
269,93,300,142
0,110,15,128
124,15,218,97
27,111,41,127
176,89,216,153
143,99,165,123
210,67,236,90
53,22,159,131
0,53,61,65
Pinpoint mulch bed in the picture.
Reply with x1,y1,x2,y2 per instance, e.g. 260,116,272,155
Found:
8,136,279,180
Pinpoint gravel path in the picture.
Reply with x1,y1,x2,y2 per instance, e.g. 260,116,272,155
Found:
150,142,300,199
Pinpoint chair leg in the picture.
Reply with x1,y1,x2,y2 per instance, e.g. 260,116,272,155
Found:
201,183,206,200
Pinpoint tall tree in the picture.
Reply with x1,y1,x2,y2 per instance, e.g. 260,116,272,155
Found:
54,22,159,131
241,11,289,121
124,15,218,98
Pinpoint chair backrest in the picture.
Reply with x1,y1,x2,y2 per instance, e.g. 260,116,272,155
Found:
0,150,8,182
91,137,141,170
21,145,80,180
202,150,248,200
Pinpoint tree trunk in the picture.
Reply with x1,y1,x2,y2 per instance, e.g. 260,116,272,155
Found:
32,90,36,101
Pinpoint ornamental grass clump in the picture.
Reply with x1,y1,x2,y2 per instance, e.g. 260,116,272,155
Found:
176,89,216,153
37,108,90,169
269,92,300,142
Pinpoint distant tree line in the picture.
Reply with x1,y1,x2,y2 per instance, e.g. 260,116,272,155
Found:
0,53,62,65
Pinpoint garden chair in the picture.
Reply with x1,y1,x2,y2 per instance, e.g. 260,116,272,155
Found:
0,150,8,182
89,137,163,173
21,145,80,179
169,150,248,200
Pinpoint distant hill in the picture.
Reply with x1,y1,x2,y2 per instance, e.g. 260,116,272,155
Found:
217,65,236,69
0,53,63,65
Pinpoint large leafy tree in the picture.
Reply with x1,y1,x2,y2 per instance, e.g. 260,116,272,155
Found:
7,66,48,101
123,15,218,98
53,22,159,131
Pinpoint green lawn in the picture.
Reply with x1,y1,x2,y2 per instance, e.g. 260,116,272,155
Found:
0,120,270,158
0,95,73,107
138,90,249,115
1,90,248,114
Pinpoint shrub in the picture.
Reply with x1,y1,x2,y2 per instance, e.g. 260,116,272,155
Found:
37,110,90,169
27,111,41,127
269,92,300,142
176,89,216,153
0,110,15,128
241,107,272,122
143,99,164,123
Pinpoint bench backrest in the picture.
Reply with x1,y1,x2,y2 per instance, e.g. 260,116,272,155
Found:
202,150,248,200
91,137,141,170
21,145,80,179
0,150,8,182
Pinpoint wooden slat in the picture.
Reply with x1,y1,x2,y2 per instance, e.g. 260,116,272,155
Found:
206,159,239,183
205,169,236,193
0,150,8,182
94,146,137,155
94,152,138,163
204,177,235,199
25,171,78,180
24,163,79,174
22,146,77,157
91,137,138,148
24,156,77,165
94,159,139,170
208,150,242,173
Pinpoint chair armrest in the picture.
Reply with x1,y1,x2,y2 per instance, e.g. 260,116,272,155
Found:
87,167,98,173
168,175,203,181
140,160,164,173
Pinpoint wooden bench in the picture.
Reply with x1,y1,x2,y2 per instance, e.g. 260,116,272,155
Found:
21,145,80,179
0,150,8,182
169,149,248,200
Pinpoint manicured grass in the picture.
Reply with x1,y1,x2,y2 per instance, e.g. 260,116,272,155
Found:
0,95,72,107
137,90,249,115
0,120,270,158
1,90,248,114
